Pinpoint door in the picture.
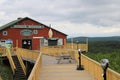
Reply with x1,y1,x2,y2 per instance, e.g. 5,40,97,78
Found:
22,39,32,50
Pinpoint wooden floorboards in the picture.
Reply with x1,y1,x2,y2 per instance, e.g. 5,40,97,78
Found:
39,55,95,80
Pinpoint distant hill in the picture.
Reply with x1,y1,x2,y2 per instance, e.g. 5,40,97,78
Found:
67,36,120,43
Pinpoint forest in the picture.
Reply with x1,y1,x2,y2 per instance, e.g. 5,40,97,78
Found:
86,41,120,73
67,36,120,73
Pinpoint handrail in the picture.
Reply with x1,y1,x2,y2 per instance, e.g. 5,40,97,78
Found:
16,48,41,80
0,47,6,55
27,53,42,80
0,76,2,80
107,68,120,80
73,50,120,80
16,52,26,75
40,46,120,80
6,49,16,74
16,48,39,61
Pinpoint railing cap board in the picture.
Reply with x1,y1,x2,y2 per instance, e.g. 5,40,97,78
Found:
108,68,120,77
28,53,42,80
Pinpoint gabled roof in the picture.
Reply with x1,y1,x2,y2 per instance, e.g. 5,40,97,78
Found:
0,17,67,36
0,17,25,30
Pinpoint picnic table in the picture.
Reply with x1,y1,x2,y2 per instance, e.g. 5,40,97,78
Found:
57,53,73,63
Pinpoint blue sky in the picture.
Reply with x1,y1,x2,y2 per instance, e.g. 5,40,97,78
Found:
0,0,120,37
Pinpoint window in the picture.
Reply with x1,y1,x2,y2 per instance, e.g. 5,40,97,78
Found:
2,31,8,36
33,30,38,34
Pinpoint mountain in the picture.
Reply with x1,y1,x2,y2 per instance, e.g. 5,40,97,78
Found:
67,36,120,43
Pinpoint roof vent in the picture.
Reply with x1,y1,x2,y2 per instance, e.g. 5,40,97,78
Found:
17,17,22,20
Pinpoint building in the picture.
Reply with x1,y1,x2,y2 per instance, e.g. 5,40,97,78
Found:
0,17,67,50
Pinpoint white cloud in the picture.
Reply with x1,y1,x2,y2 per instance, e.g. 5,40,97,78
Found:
0,0,120,37
45,21,120,37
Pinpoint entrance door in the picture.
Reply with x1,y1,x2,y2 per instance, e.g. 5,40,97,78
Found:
22,39,32,50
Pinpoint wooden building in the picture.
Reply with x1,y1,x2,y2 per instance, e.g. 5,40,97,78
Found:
0,17,67,50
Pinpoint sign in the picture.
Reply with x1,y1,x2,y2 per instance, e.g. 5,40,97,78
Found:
5,39,13,48
21,29,32,36
12,25,44,29
48,28,53,38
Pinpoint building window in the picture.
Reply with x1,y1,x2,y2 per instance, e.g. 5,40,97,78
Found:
2,31,8,36
33,30,38,34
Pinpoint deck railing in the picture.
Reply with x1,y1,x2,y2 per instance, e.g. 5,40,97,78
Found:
73,50,120,80
6,49,16,74
16,48,41,80
0,76,2,80
41,46,120,80
65,43,88,52
1,47,120,80
15,52,26,75
27,53,42,80
16,48,39,61
0,47,6,55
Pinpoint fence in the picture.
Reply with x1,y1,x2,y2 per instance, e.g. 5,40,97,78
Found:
41,46,120,80
6,49,16,74
16,48,42,80
0,47,120,80
0,76,2,80
65,43,88,52
27,53,42,80
16,48,39,61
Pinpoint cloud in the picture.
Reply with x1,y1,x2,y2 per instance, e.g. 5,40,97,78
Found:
0,0,120,37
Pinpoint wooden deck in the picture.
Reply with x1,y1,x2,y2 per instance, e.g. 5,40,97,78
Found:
39,55,95,80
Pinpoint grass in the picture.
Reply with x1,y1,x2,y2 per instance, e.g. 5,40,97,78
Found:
0,64,12,80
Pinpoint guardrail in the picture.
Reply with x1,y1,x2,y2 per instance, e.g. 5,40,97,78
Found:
16,48,39,61
16,48,41,80
65,43,88,52
27,53,42,80
16,52,26,75
0,76,2,80
6,49,16,74
41,46,120,80
73,50,120,80
0,47,6,55
41,46,73,56
1,47,120,80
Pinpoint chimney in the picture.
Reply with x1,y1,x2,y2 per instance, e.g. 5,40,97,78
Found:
17,17,22,20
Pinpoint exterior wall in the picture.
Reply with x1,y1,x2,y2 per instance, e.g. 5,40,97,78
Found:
0,19,66,50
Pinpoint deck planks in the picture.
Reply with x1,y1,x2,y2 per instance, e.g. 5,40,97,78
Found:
38,55,95,80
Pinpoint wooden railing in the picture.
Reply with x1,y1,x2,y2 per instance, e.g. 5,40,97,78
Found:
107,68,120,80
27,53,42,80
41,46,120,80
16,48,39,61
0,47,6,55
0,76,2,80
73,50,120,80
16,52,26,75
1,47,120,80
65,43,88,52
6,49,16,74
41,46,73,56
16,48,41,80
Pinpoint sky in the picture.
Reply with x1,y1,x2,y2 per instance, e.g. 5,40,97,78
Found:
0,0,120,37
